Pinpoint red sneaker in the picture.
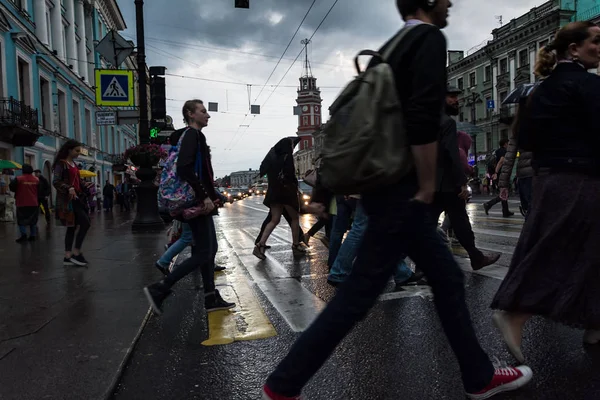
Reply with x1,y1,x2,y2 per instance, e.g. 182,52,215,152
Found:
466,365,533,399
262,384,302,400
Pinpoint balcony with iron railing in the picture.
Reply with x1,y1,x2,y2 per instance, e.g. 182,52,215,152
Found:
0,97,41,146
498,105,516,125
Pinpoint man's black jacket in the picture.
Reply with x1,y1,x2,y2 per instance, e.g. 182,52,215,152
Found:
436,114,467,193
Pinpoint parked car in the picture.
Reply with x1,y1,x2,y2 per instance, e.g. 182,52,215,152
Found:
298,180,312,206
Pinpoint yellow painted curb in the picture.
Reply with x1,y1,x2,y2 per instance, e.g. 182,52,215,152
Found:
202,269,277,346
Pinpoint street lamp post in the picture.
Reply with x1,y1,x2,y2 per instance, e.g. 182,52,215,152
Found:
467,86,481,177
131,0,164,231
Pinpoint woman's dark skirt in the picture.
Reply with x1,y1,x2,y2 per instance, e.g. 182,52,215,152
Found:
491,172,600,330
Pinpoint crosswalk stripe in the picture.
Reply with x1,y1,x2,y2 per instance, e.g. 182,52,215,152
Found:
213,199,520,334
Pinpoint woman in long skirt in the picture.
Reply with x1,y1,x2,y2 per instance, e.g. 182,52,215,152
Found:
491,22,600,363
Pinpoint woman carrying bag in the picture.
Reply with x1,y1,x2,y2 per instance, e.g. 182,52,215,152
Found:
52,140,93,266
145,99,235,315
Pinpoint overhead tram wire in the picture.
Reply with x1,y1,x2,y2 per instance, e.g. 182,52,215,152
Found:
223,0,317,152
227,0,340,152
260,0,340,110
139,35,342,68
252,0,316,104
163,72,343,89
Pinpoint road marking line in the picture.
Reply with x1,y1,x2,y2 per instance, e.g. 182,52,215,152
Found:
455,258,507,280
227,230,326,332
255,278,326,332
239,203,269,214
379,286,433,301
202,266,277,346
472,228,521,238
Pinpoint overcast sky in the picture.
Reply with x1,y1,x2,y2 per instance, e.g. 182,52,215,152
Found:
116,0,544,177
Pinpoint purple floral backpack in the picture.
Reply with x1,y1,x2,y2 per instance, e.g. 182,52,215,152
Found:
157,128,198,214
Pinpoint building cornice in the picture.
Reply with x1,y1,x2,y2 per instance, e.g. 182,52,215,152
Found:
448,10,562,75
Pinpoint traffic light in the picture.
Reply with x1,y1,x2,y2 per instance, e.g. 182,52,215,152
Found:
150,76,166,120
150,127,160,138
235,0,249,8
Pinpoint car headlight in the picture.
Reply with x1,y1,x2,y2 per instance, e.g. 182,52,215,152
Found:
227,193,231,197
303,194,310,200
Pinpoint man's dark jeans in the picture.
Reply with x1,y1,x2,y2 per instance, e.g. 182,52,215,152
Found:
266,183,494,396
164,215,216,294
327,196,356,267
433,192,483,261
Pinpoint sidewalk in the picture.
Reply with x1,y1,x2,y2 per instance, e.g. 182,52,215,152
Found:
0,210,165,400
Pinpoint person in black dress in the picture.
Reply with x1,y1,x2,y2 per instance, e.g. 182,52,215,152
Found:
491,21,600,363
254,137,305,259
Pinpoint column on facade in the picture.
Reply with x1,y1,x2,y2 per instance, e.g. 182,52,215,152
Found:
508,52,516,91
492,62,498,113
84,6,94,81
34,0,49,45
64,0,78,73
75,0,88,82
529,43,537,82
50,0,65,61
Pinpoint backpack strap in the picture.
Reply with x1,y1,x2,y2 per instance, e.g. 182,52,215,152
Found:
353,24,421,74
381,25,419,61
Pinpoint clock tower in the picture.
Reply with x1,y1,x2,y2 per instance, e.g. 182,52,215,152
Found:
296,38,322,151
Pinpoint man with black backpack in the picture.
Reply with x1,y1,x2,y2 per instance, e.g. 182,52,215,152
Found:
262,1,532,399
483,139,514,217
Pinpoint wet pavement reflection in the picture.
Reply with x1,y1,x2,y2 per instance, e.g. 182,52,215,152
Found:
0,210,167,400
112,195,600,400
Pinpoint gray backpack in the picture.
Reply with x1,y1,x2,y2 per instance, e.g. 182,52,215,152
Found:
319,25,421,194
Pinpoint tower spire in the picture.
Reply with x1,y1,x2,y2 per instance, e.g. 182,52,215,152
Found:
301,38,313,78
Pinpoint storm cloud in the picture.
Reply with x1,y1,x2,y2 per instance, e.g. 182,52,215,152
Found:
117,0,544,176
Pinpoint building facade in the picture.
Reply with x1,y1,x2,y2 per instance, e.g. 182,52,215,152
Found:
0,0,138,197
446,0,581,176
230,168,258,187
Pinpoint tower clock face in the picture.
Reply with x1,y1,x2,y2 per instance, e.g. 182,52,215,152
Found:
314,105,320,113
302,105,308,112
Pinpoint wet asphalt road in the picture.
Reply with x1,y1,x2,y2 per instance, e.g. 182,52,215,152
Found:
112,196,600,400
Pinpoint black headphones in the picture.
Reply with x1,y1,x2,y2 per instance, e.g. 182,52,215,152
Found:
422,0,437,11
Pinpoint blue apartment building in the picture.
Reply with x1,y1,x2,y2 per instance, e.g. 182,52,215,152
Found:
0,0,138,196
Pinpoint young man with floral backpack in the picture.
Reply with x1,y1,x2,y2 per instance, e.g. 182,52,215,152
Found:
144,99,234,315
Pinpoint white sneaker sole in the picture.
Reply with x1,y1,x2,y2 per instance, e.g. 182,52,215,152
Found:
143,287,163,315
70,258,88,266
467,366,533,400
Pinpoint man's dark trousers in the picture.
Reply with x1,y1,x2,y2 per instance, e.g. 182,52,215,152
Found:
433,192,484,262
266,183,494,396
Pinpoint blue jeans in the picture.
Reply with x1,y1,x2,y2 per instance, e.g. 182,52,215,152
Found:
19,224,37,237
163,216,216,294
158,223,193,267
266,182,494,396
328,201,413,284
327,196,356,267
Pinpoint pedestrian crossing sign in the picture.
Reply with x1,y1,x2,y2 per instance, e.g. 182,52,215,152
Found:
95,69,134,107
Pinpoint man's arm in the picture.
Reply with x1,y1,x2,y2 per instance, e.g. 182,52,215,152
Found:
499,138,518,188
405,28,447,202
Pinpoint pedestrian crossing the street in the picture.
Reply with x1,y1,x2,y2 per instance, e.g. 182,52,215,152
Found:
199,197,525,344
